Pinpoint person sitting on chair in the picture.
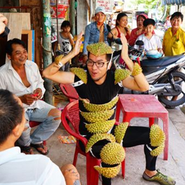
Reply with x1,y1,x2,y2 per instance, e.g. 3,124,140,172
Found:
0,38,61,155
43,32,176,185
0,89,81,185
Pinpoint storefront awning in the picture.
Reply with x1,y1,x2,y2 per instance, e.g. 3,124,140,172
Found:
163,0,185,5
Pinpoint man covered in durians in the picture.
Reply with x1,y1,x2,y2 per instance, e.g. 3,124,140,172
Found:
43,32,176,185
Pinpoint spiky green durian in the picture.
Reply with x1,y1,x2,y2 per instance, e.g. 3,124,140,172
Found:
114,122,129,144
86,133,115,153
150,143,165,156
81,109,114,123
85,119,115,134
86,42,113,56
131,63,142,77
82,96,118,112
150,124,165,156
94,164,121,178
150,124,165,147
70,68,87,84
100,142,125,165
114,68,131,84
54,54,64,64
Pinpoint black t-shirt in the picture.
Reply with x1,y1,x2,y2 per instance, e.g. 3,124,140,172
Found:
73,69,121,138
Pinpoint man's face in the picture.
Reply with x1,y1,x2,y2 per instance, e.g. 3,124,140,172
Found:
8,44,28,66
95,12,105,23
170,17,182,30
87,53,108,84
145,24,155,34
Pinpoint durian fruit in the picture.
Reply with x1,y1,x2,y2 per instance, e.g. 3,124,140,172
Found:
86,42,113,56
85,119,115,134
150,124,165,156
94,164,121,178
150,143,165,156
100,142,125,165
150,124,165,147
70,68,87,84
54,54,64,65
131,63,142,77
114,68,131,84
114,122,129,144
82,96,118,112
86,133,115,153
81,109,114,123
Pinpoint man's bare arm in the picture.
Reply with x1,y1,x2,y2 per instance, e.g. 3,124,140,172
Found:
43,32,83,84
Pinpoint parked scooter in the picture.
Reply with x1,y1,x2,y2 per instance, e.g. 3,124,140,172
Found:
112,39,185,108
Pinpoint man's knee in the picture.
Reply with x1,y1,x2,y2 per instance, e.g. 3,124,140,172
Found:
48,108,61,120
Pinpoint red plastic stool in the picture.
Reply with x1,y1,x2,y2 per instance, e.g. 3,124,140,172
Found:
116,94,169,177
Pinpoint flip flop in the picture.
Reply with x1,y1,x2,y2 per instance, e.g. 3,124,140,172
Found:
20,145,34,154
30,143,49,155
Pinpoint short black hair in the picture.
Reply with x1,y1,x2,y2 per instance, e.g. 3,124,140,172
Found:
170,12,183,22
0,90,23,144
143,18,155,27
6,38,27,56
61,20,71,29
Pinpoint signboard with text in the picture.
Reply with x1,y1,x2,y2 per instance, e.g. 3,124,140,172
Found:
96,0,114,14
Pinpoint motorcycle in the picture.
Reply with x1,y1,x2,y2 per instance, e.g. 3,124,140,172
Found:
112,40,185,108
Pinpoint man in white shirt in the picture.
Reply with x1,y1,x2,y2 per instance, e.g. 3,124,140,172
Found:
0,89,80,185
0,38,61,155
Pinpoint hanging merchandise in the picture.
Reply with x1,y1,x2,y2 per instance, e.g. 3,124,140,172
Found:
51,0,69,18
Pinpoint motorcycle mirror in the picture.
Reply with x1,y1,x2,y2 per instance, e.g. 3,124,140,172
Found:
135,40,144,46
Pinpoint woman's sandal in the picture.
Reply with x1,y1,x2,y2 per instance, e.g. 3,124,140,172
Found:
30,143,49,155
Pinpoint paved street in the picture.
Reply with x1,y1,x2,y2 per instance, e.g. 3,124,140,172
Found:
33,99,185,185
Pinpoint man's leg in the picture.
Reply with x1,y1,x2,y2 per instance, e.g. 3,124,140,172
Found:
123,126,176,185
16,109,33,154
29,102,61,154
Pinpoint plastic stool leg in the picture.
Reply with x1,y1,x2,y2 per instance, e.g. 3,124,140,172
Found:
86,154,100,185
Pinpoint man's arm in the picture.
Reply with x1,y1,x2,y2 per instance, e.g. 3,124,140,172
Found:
61,164,81,185
120,33,149,92
0,14,8,34
43,32,83,84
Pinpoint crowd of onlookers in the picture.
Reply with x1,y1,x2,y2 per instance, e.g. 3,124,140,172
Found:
82,7,185,62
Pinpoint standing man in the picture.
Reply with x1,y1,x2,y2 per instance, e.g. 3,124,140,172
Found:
43,33,176,185
83,6,109,64
0,38,61,155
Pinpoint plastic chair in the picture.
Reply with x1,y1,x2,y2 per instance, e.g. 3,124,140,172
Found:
29,121,46,145
61,100,125,185
60,84,79,102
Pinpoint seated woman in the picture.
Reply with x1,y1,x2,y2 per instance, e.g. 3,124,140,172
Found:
129,13,148,46
108,12,131,42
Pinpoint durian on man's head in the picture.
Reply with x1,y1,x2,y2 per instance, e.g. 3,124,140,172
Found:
87,42,113,61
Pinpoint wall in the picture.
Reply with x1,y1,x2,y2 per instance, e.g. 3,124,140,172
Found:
21,0,43,69
77,0,88,34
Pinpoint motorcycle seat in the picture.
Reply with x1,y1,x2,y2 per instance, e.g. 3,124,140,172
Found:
141,54,185,67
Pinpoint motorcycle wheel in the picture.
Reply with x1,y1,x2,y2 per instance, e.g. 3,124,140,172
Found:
158,71,185,108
